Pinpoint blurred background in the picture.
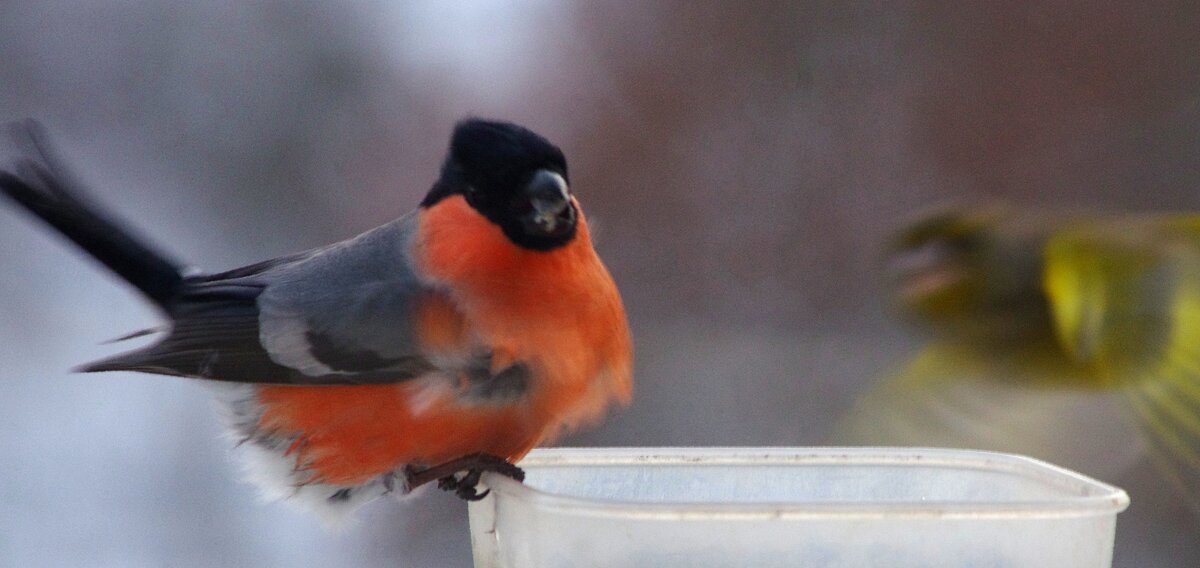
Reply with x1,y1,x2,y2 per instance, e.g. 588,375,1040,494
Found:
1,2,1198,566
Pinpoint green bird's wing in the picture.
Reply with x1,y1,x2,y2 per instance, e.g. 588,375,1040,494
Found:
829,340,1143,482
1044,217,1200,508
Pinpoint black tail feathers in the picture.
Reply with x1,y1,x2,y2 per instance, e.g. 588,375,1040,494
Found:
0,119,185,309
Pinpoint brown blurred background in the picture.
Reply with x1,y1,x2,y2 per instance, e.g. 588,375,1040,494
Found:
1,2,1197,566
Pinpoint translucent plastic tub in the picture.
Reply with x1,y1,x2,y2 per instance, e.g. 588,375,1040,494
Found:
468,447,1129,568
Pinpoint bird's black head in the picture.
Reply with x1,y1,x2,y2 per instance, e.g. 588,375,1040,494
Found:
423,119,576,251
887,205,1055,343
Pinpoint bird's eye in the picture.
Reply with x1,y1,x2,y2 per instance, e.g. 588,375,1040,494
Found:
463,185,484,204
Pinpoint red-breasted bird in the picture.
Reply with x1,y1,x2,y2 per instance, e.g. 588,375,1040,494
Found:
832,206,1200,512
0,119,632,520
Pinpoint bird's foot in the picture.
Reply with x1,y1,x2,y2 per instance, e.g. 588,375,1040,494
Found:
404,453,525,501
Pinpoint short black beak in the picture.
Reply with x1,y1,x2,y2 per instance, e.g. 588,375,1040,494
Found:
522,170,574,236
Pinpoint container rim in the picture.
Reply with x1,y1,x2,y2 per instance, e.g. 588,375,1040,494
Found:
479,446,1130,520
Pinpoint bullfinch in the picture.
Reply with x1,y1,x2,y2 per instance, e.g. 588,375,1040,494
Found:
0,118,633,520
832,206,1200,513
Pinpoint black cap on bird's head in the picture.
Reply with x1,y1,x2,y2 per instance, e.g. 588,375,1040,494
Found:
423,119,576,251
886,205,1055,342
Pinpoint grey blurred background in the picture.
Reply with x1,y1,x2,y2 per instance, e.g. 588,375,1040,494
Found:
1,2,1197,567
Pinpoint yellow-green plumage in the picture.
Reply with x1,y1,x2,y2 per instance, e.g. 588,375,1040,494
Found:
833,208,1200,511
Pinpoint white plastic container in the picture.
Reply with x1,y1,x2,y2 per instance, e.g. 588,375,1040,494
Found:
468,447,1129,568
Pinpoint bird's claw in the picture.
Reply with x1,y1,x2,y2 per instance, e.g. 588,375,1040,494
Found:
405,452,526,501
438,469,490,501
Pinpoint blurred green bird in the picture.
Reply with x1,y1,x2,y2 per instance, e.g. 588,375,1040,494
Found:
831,206,1200,511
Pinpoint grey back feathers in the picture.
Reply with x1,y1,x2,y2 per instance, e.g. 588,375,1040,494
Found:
255,214,435,382
87,214,437,384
